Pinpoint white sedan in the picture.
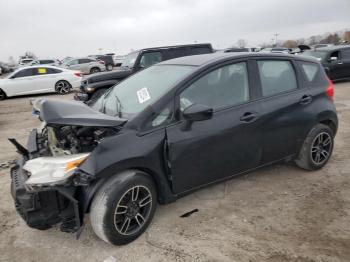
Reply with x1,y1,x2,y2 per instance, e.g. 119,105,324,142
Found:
0,65,82,100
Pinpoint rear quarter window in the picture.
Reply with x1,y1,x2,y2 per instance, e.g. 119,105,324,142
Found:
298,61,329,87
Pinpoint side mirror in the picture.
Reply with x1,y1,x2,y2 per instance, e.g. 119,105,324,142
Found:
329,56,338,62
182,104,213,130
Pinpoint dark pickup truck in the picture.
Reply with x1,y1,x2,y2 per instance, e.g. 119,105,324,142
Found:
74,43,213,101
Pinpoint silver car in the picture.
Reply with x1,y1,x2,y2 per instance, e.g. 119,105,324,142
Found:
63,57,106,74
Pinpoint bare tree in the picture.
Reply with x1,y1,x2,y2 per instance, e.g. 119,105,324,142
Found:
282,40,298,48
343,31,350,42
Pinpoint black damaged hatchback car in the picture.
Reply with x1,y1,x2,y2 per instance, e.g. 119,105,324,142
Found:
10,52,337,245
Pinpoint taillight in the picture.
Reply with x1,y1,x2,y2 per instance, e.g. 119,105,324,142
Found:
326,78,334,101
74,72,82,77
98,60,105,64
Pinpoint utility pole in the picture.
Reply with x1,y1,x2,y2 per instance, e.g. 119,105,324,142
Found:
273,33,279,47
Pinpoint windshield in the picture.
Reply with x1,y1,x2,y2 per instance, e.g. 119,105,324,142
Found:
121,51,139,68
92,65,195,118
302,50,328,61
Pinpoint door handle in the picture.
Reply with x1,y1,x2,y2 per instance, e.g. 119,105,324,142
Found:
299,95,313,105
240,112,258,123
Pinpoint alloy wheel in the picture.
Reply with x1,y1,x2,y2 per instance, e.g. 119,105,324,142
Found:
310,132,332,165
56,81,70,94
113,185,152,236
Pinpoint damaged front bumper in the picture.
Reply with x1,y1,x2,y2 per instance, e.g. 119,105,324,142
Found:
10,158,82,233
9,130,85,234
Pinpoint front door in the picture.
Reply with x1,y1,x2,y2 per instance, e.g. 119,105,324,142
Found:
6,68,37,96
166,61,263,194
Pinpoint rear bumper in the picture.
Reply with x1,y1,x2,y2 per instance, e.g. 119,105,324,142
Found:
70,78,82,89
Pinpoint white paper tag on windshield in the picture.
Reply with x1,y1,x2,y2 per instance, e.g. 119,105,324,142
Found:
137,87,151,103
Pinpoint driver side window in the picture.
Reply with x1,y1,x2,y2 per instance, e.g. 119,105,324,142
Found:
179,62,249,111
12,68,35,78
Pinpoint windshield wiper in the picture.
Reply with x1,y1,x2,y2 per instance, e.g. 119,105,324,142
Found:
115,94,123,118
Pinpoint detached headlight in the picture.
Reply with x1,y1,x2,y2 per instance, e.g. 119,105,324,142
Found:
23,153,89,187
86,86,96,93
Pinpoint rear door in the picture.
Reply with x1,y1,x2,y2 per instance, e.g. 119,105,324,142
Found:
31,67,60,93
78,58,94,74
166,60,264,194
255,59,314,163
66,59,80,71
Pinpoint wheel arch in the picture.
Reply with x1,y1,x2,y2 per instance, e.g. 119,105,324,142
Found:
80,166,175,215
316,110,338,135
0,88,8,99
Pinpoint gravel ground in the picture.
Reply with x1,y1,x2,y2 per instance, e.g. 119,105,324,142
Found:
0,82,350,262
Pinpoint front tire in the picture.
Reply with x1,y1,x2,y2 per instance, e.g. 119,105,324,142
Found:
295,124,334,170
0,89,7,100
55,80,71,95
90,170,157,245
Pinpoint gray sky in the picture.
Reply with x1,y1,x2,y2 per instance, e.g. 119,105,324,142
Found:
0,0,349,61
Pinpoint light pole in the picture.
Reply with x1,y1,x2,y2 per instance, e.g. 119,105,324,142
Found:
273,33,279,47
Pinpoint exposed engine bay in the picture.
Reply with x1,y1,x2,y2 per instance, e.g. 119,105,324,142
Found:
37,124,119,156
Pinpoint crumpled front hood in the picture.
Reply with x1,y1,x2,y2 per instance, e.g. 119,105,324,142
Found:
87,69,132,83
33,99,127,127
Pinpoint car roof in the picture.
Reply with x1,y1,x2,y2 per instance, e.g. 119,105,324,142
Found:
17,65,65,70
158,52,315,67
313,45,350,52
70,57,96,60
129,43,212,54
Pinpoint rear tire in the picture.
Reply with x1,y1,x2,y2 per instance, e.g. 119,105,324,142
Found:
90,67,100,74
55,80,71,95
295,124,334,170
0,89,6,100
106,64,113,71
90,170,157,245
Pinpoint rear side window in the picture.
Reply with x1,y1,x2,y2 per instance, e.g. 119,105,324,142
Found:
46,68,62,74
79,59,93,64
188,46,212,55
165,48,186,60
257,60,297,97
